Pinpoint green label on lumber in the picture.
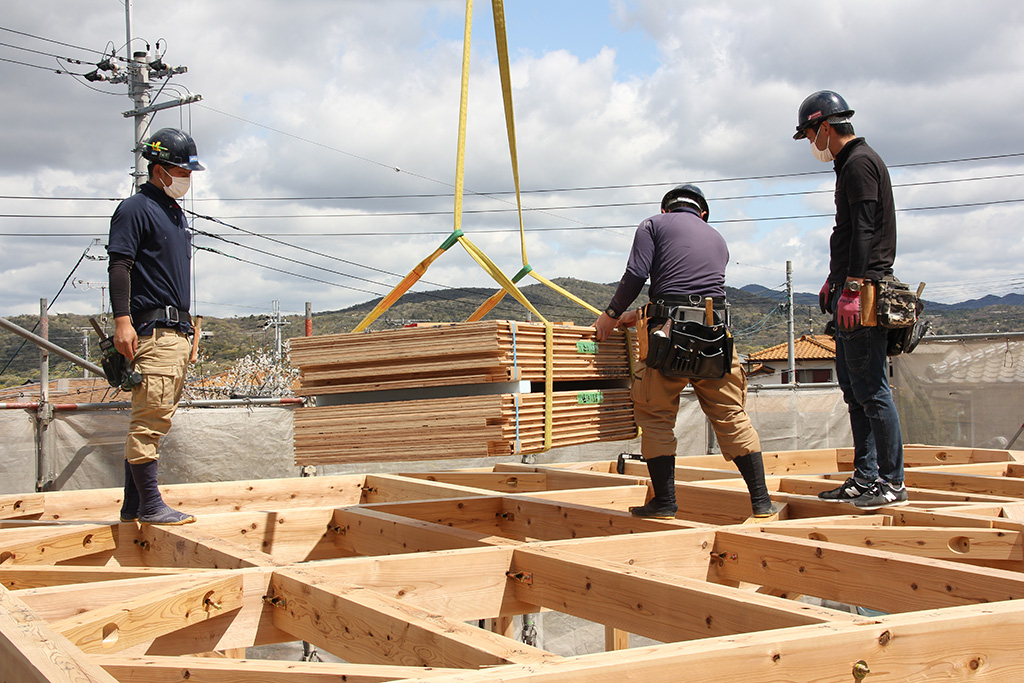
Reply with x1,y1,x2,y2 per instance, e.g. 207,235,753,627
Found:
576,340,599,354
577,390,604,405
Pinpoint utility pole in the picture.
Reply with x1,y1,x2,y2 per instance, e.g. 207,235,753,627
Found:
786,260,796,385
263,300,290,362
83,1,202,190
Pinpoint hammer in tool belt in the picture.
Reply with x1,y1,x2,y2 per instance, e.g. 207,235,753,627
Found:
190,315,203,363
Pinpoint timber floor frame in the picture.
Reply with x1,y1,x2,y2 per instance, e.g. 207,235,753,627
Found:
5,446,1024,681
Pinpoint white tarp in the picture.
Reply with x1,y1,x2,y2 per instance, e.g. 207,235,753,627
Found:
0,387,855,494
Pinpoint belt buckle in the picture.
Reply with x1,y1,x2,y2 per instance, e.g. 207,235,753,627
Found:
164,306,179,324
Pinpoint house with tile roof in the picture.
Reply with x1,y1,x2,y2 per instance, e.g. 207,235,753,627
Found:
743,334,837,385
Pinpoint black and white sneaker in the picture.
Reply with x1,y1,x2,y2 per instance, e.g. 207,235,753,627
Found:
818,477,872,502
852,481,909,511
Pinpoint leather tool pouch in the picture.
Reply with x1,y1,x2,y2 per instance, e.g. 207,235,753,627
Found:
642,303,733,380
875,276,920,329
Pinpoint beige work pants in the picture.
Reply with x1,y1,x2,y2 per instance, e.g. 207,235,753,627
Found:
631,347,760,461
125,328,190,464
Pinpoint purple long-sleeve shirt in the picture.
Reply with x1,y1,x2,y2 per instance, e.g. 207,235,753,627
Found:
607,206,729,315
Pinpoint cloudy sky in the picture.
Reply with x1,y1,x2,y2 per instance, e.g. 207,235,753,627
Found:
2,0,1024,325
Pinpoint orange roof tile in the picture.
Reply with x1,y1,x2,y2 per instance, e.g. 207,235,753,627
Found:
746,334,836,361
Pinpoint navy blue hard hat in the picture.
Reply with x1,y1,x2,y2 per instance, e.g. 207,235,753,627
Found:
661,184,709,220
141,128,205,171
793,90,854,140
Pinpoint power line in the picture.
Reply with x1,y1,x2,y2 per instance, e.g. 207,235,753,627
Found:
0,25,118,60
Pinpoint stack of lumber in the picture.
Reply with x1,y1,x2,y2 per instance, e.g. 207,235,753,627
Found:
289,320,634,395
289,321,639,463
293,388,636,465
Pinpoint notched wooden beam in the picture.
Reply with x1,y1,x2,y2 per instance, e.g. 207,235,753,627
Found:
51,574,245,654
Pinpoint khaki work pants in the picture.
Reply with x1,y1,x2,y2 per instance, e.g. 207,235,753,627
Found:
125,328,190,464
631,347,760,461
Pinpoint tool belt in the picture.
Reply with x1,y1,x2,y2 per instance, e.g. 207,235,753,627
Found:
874,276,920,329
134,306,191,327
637,300,733,380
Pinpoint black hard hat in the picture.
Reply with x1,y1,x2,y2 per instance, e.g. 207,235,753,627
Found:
141,128,205,171
793,90,854,140
661,183,709,220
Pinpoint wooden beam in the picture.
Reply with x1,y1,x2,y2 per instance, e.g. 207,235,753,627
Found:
51,574,245,654
138,524,279,569
0,523,116,565
524,528,719,581
0,565,205,591
296,546,532,620
267,568,559,669
181,507,340,564
506,546,857,643
761,525,1024,561
33,474,368,522
905,469,1024,497
361,497,506,535
328,507,502,557
361,474,500,504
379,600,1024,682
0,493,45,520
517,485,650,512
401,471,550,493
92,654,463,682
498,497,696,542
0,585,119,683
712,529,1024,613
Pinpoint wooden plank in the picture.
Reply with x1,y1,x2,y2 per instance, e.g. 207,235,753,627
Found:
92,654,463,682
507,547,856,643
0,584,119,683
712,529,1024,613
761,525,1024,561
267,568,560,668
139,525,279,569
177,507,341,564
0,523,117,565
51,574,245,654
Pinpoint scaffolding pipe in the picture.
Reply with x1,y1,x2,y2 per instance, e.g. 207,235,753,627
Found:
0,316,105,376
0,397,305,411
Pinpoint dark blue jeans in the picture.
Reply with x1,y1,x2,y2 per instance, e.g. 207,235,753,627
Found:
835,325,904,485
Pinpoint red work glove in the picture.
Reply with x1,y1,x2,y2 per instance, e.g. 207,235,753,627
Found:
818,280,831,315
836,290,861,331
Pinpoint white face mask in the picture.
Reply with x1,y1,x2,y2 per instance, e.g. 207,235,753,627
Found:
158,167,191,199
810,125,834,163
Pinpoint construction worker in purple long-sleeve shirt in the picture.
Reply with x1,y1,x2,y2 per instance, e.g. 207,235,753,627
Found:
594,184,779,520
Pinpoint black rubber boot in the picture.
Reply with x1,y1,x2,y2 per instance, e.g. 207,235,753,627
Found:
734,452,780,517
130,459,196,525
119,458,140,522
629,455,678,519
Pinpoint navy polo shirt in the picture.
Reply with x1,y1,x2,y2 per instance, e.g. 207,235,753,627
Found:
107,182,193,335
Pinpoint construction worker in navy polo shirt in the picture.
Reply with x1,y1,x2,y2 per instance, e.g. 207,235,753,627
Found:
107,127,203,525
